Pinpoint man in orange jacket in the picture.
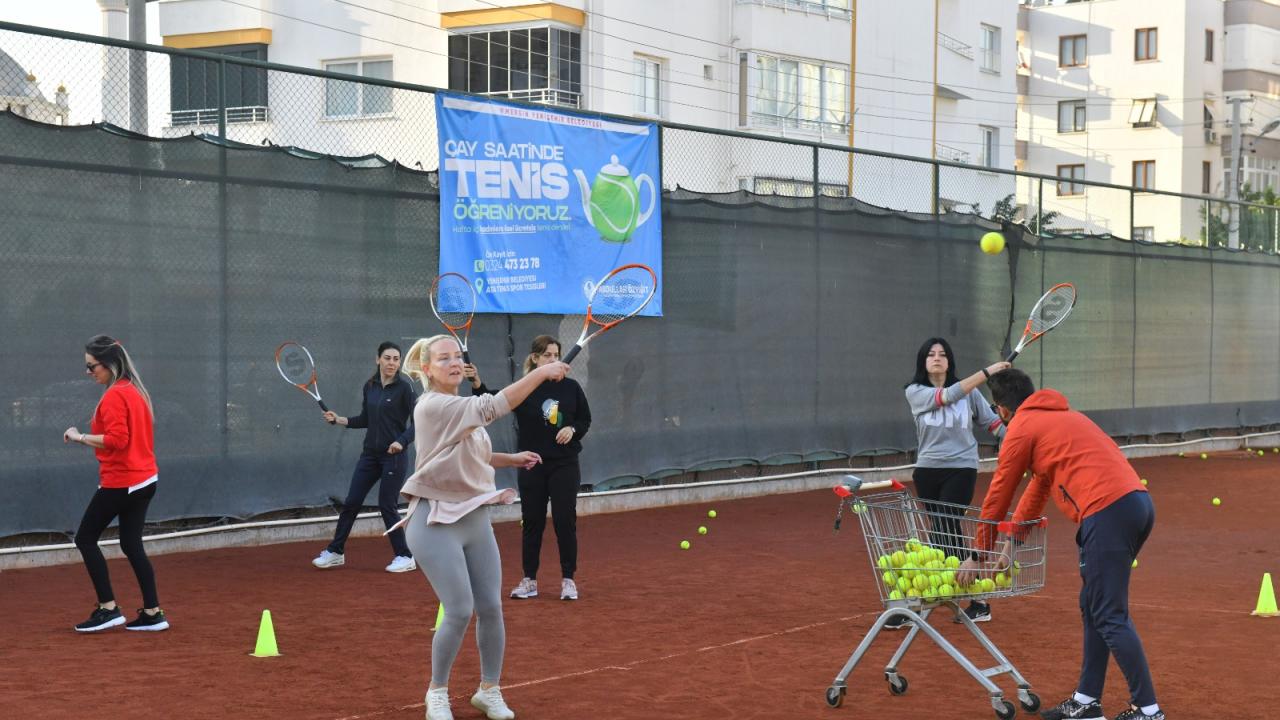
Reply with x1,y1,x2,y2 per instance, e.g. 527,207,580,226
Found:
957,369,1162,720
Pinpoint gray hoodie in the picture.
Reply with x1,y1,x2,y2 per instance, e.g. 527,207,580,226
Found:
905,382,1004,469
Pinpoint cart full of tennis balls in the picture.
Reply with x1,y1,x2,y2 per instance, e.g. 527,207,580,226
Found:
875,537,1021,603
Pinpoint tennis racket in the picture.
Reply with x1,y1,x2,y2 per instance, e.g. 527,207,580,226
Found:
562,264,658,364
430,272,477,365
1007,282,1077,362
275,341,333,422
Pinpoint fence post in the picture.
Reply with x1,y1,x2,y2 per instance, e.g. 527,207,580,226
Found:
931,161,940,215
1037,177,1044,236
217,59,229,460
812,144,820,199
217,58,227,142
1128,188,1135,241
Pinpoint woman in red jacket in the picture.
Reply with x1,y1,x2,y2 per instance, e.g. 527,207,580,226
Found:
62,335,168,633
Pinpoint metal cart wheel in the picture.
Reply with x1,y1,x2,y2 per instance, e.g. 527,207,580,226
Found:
1019,691,1041,713
886,675,908,695
994,699,1017,720
825,686,845,708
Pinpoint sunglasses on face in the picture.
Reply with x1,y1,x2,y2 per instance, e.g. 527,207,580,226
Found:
85,362,103,372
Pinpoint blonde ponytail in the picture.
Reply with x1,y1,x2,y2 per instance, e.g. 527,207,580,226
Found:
404,334,455,392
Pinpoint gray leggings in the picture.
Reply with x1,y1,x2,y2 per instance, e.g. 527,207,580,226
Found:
404,505,506,686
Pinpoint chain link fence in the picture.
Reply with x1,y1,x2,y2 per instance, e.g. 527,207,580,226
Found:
2,22,1279,540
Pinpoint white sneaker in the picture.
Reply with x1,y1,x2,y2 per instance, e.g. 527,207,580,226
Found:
509,577,537,599
386,555,417,573
312,549,344,569
425,687,453,720
470,686,515,720
560,578,578,601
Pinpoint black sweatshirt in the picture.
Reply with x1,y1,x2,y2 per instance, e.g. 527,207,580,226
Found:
345,374,417,453
476,377,591,461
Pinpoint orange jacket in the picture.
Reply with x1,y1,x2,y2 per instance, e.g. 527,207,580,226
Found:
975,389,1146,550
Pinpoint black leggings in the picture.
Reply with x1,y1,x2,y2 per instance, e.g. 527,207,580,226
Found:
912,466,977,559
75,483,159,608
518,458,581,580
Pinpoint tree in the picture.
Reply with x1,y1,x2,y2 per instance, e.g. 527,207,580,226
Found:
990,193,1058,235
1198,184,1280,251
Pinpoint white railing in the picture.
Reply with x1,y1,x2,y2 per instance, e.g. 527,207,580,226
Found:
937,32,974,60
736,0,853,19
935,142,971,164
169,105,269,127
482,88,581,109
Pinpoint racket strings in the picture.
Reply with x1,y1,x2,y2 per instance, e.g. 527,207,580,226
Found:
1029,286,1075,335
590,271,653,326
276,346,317,386
432,276,476,330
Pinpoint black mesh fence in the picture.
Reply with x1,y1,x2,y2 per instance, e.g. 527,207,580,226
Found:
2,23,1279,540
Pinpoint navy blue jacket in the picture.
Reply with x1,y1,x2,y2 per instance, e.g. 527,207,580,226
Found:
345,374,416,453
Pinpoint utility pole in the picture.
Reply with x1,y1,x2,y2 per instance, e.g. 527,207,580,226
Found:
1226,95,1252,250
128,0,147,134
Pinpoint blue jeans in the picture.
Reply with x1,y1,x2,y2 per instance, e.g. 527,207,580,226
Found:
1075,490,1156,707
327,450,410,558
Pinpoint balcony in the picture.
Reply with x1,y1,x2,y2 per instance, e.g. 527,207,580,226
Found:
482,88,581,109
937,32,974,60
935,142,971,164
170,105,270,127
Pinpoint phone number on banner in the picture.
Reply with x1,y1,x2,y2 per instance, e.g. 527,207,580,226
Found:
474,256,542,272
484,274,547,293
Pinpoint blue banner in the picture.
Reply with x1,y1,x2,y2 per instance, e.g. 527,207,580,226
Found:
436,93,662,315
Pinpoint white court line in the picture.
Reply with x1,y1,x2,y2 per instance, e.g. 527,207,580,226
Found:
331,612,874,720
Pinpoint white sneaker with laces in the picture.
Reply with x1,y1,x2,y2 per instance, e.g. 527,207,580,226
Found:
470,685,515,720
386,555,417,573
560,578,578,601
509,577,537,599
312,549,344,569
425,687,453,720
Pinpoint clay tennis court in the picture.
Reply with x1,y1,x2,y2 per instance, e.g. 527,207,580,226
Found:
2,452,1275,719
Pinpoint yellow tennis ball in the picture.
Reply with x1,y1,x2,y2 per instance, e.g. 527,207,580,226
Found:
995,572,1010,588
707,509,717,518
1212,497,1221,506
1131,558,1138,568
941,570,956,586
980,578,996,593
891,550,907,568
1200,452,1208,460
698,526,708,535
913,575,930,591
888,589,904,601
1140,478,1148,486
923,587,938,602
883,571,898,586
896,576,911,593
680,540,690,550
1011,561,1021,576
945,555,960,569
980,231,1005,255
938,584,954,598
877,555,890,569
1178,452,1185,457
1259,450,1266,457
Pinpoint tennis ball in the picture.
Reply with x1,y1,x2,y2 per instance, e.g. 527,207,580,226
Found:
877,555,890,569
941,570,956,586
1131,558,1138,568
852,500,867,514
980,578,996,593
923,588,938,602
1212,497,1221,506
1140,478,1148,486
680,540,690,550
896,576,911,593
698,526,708,535
906,589,920,599
1178,452,1185,458
891,550,907,568
707,509,717,518
1200,452,1208,460
888,589,904,601
995,572,1010,588
938,584,954,598
1274,448,1278,454
1011,561,1021,576
980,231,1005,255
945,555,960,569
928,574,941,589
883,571,898,586
913,575,930,591
1259,450,1266,457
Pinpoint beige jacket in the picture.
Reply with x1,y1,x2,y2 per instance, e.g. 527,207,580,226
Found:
400,390,513,503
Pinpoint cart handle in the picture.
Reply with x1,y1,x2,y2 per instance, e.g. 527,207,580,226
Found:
832,477,906,497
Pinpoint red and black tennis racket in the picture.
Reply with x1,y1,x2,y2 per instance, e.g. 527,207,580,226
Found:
562,264,658,364
430,272,477,365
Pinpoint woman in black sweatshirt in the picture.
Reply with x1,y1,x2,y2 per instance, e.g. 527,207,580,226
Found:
469,334,591,601
312,341,418,573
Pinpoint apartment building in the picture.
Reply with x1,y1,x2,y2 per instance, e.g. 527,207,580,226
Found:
1017,0,1224,243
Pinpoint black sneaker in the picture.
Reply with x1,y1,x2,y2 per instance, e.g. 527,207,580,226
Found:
954,601,992,624
125,608,170,632
75,605,125,633
1115,708,1165,720
1040,697,1105,720
882,614,913,630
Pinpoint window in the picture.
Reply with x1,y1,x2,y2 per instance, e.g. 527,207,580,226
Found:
979,126,998,167
1242,156,1280,193
1133,227,1155,243
1128,98,1157,128
1203,161,1212,194
1059,34,1086,67
1205,29,1214,62
1133,160,1155,191
751,177,848,197
634,56,662,116
1057,164,1084,196
752,53,849,133
1135,28,1157,61
1058,100,1086,133
169,43,268,125
324,59,392,118
447,27,581,108
980,24,1001,73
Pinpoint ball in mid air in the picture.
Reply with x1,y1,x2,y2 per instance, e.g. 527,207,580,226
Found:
980,231,1005,255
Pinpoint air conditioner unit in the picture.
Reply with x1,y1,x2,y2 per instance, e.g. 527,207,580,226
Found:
1206,130,1220,144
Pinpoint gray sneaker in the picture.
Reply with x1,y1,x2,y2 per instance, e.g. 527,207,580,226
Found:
560,578,578,601
509,577,537,599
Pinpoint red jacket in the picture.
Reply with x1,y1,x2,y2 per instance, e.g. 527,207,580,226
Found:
975,388,1145,550
90,379,158,489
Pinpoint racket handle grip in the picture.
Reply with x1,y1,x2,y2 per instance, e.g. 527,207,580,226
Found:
462,349,472,365
1005,350,1020,363
318,399,335,423
562,344,582,365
